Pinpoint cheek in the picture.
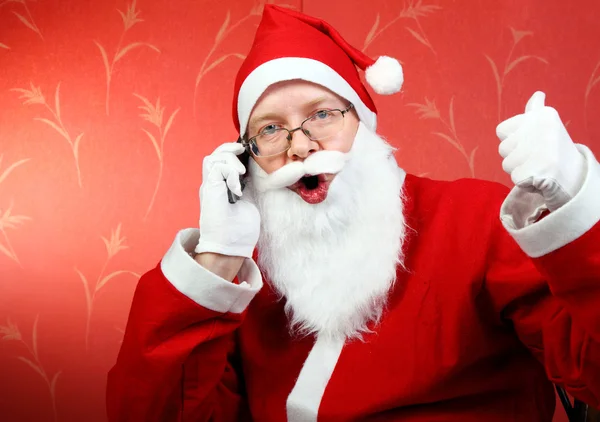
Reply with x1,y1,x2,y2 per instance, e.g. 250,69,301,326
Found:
257,156,288,174
324,118,358,153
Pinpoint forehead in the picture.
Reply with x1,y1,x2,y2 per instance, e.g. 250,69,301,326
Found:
251,80,346,115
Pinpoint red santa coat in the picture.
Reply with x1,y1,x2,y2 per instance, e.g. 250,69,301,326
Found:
107,146,600,422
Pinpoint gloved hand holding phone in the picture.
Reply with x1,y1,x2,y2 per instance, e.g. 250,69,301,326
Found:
194,142,260,261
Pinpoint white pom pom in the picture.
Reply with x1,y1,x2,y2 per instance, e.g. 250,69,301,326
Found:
365,56,403,95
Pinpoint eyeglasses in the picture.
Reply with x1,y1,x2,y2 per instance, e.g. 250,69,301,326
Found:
242,104,354,158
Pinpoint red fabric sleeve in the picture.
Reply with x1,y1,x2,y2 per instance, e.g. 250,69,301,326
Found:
485,219,600,409
106,263,252,422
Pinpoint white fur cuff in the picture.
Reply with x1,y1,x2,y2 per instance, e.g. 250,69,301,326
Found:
160,228,263,313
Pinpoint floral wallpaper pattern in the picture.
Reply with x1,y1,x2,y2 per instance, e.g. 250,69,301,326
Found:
1,0,598,420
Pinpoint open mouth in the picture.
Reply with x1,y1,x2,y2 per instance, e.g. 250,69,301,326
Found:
291,174,331,204
300,175,320,190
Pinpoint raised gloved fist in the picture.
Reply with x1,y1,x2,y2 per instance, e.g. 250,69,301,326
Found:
195,142,260,259
496,91,586,212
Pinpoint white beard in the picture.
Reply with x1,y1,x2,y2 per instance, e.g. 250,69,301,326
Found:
246,122,407,341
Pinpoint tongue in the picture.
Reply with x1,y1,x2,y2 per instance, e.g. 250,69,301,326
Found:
297,180,329,204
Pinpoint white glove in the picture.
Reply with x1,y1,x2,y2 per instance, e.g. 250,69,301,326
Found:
194,143,260,258
496,91,586,212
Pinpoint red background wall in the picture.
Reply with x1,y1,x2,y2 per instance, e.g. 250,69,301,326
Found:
1,1,598,421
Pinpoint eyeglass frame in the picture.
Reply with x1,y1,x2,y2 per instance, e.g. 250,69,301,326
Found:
241,103,355,158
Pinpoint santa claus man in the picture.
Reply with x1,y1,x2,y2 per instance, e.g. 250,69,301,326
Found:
107,5,600,422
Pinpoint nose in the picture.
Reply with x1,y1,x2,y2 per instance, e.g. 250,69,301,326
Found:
287,129,319,160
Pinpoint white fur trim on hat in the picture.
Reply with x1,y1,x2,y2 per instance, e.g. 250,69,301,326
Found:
365,56,403,95
237,57,378,137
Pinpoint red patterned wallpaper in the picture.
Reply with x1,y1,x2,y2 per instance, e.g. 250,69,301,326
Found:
1,0,598,420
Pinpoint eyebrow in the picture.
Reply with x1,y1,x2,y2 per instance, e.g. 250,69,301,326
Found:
248,96,333,132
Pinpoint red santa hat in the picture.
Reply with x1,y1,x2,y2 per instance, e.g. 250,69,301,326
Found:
233,4,404,137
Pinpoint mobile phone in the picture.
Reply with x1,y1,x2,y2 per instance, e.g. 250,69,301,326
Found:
227,137,250,204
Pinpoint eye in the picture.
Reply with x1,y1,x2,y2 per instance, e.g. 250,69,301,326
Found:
260,124,280,135
313,110,333,120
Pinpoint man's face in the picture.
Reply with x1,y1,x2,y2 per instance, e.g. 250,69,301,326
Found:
246,79,360,177
250,96,406,339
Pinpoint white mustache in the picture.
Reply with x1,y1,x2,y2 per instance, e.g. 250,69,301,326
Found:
250,150,349,192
